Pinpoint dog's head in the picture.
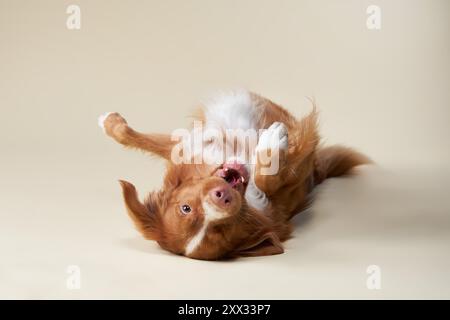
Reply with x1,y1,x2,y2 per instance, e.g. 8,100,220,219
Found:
119,161,283,260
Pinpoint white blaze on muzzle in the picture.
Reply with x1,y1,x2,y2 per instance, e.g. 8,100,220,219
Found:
184,201,227,256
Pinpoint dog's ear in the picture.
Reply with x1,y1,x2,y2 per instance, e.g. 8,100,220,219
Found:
232,232,284,257
119,180,163,241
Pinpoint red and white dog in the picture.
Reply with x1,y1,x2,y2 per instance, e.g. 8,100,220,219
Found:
99,91,369,260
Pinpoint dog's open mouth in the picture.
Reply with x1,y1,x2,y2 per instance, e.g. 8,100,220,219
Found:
216,162,249,194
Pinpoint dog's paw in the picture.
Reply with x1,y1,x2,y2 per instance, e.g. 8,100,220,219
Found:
98,112,127,136
256,122,288,152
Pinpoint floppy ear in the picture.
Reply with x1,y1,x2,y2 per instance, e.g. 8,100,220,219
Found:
232,232,284,257
119,180,163,241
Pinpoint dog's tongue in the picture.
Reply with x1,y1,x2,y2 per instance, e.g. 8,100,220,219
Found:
223,161,249,183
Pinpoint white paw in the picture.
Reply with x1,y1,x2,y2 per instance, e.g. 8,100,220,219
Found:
257,122,288,152
97,112,113,132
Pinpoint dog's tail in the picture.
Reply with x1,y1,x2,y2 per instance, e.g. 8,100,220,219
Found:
313,146,371,185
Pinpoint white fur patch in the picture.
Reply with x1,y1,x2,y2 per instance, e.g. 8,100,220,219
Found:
245,177,269,211
256,121,288,152
98,112,113,132
185,223,208,256
184,201,227,255
202,201,228,221
203,90,261,131
201,90,271,211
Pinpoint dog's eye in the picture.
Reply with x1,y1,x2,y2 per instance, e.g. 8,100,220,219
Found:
180,204,191,214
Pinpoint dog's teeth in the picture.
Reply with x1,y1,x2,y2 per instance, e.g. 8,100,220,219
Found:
241,176,245,183
224,168,229,172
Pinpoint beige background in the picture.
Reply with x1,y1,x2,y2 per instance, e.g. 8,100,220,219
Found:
1,0,449,299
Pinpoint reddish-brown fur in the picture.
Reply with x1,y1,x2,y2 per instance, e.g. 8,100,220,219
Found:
102,92,370,260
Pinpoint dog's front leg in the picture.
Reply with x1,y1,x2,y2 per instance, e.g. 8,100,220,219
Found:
98,112,175,160
253,122,289,196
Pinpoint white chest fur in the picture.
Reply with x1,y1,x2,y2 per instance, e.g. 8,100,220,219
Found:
202,90,269,211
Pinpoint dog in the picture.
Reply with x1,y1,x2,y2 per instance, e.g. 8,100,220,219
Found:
99,90,369,260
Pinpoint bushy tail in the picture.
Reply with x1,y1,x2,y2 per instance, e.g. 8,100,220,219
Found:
314,146,371,185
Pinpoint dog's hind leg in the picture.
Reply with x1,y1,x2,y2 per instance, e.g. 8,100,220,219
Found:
98,112,176,160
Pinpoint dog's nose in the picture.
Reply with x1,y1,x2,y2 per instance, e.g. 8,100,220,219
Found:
209,186,233,207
